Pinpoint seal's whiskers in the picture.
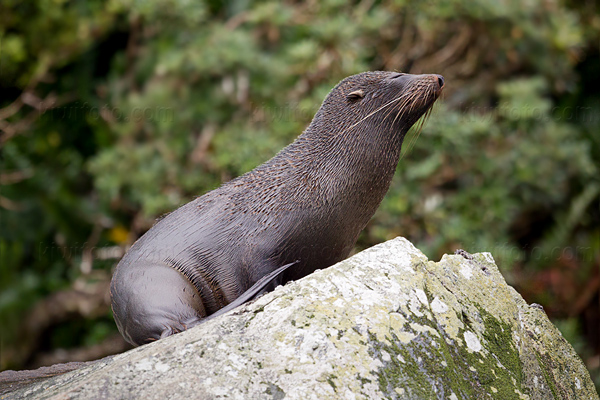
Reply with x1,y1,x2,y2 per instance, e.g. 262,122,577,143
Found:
400,85,436,160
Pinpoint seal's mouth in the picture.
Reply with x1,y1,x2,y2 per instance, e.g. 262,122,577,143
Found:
403,74,444,108
387,73,444,128
391,73,444,156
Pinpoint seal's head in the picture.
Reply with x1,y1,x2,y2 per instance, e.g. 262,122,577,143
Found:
306,71,444,144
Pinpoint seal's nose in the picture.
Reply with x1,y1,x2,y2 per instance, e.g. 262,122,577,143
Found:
436,75,445,89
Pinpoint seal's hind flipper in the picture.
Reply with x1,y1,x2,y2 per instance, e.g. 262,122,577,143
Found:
110,261,207,346
190,261,298,326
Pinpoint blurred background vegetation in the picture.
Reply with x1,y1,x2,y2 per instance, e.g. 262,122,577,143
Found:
0,0,598,390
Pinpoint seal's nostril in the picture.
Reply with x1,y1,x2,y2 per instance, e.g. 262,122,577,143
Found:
436,75,445,88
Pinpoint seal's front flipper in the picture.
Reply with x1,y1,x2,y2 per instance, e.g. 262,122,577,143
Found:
192,261,298,326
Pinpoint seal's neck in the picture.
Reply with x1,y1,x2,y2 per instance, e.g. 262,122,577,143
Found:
285,120,406,216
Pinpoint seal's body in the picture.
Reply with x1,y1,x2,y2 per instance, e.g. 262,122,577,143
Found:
111,71,444,346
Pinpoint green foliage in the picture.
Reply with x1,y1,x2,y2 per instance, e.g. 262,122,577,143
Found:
1,0,598,385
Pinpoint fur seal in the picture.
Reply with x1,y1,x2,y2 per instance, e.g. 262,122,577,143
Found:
110,71,445,346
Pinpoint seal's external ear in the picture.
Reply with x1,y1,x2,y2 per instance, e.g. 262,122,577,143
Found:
347,89,364,101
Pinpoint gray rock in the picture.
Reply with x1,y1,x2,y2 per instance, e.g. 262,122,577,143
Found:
3,237,598,399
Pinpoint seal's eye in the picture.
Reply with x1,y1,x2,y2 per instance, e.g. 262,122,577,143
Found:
347,89,364,101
